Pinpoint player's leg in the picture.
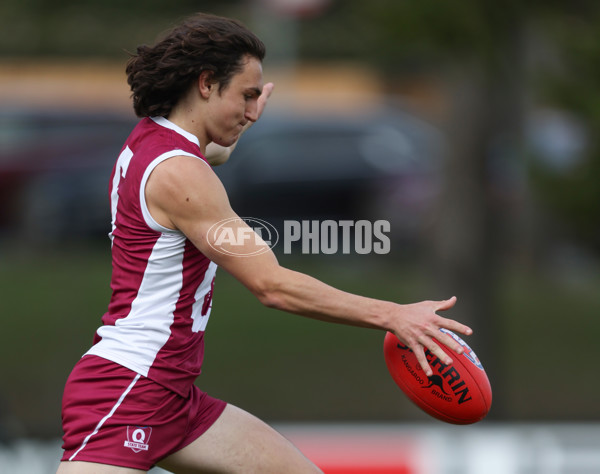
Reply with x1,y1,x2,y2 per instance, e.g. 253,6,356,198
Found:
56,460,146,474
158,404,322,474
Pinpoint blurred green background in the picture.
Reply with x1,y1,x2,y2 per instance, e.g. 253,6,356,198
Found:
1,0,600,439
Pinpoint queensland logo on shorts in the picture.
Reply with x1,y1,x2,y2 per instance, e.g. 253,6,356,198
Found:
124,426,152,453
207,217,279,257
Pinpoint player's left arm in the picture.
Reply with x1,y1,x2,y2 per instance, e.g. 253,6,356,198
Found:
146,155,471,377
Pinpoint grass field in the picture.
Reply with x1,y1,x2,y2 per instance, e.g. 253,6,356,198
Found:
1,245,598,437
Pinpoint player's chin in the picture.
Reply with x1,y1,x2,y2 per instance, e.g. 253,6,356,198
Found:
215,134,240,148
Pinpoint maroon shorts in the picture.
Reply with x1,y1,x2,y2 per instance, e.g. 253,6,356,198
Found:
60,355,227,470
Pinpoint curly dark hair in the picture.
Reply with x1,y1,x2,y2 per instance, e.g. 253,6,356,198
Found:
126,13,266,118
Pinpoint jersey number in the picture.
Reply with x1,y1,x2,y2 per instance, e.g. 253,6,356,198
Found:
109,146,134,242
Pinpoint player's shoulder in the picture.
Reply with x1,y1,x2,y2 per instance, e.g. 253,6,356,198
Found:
145,152,232,231
148,153,225,202
154,153,214,177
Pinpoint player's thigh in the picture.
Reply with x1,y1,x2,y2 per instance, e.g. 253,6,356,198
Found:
56,460,146,474
158,404,322,474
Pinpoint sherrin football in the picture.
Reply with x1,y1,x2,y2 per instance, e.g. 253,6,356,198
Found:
384,329,492,425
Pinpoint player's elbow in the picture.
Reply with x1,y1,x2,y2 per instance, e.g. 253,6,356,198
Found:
249,271,288,310
254,282,286,310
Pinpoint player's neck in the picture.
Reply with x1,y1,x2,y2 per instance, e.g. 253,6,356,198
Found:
167,92,209,154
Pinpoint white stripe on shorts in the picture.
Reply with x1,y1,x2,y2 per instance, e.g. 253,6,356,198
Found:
69,373,141,461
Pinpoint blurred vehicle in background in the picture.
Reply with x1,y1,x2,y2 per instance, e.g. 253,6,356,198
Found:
0,108,136,244
215,107,445,250
0,106,444,249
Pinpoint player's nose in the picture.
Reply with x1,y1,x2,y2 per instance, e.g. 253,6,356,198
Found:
245,101,259,122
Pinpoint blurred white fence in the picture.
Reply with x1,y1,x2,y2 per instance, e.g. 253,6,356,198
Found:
2,423,599,474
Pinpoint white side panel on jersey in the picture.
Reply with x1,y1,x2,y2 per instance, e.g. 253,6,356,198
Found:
86,232,187,377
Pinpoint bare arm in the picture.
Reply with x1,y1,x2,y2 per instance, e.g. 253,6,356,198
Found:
145,153,471,377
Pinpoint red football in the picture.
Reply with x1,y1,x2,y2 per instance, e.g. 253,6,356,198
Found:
383,330,492,424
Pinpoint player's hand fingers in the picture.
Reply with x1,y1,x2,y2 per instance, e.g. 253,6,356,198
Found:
433,329,465,358
420,333,455,367
257,82,274,115
261,82,275,99
438,316,473,338
411,342,434,377
409,331,454,377
435,295,457,312
394,296,472,375
433,296,473,339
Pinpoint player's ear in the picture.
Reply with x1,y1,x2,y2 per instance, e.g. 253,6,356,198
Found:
198,70,215,99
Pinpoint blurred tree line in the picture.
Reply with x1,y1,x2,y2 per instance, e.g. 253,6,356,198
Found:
0,0,240,56
2,0,598,255
2,0,598,253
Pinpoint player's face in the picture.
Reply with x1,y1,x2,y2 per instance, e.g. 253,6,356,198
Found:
206,55,264,147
